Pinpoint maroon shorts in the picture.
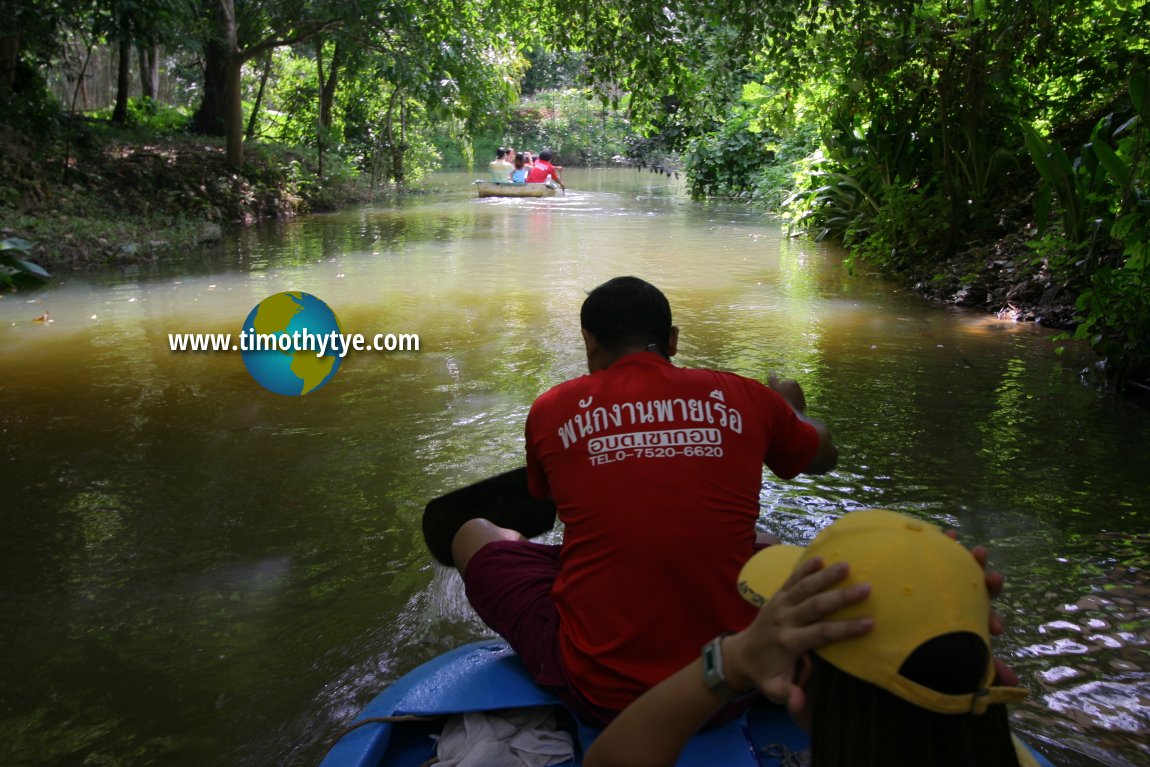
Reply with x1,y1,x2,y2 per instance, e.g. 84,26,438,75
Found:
462,540,619,725
462,539,766,727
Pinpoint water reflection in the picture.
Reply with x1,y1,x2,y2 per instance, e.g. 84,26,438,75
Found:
0,169,1147,767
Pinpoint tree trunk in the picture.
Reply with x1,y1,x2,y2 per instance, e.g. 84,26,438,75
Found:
0,33,19,90
384,88,397,184
225,51,244,168
319,40,341,129
191,0,244,167
245,49,272,140
111,36,132,123
191,36,229,135
393,98,406,184
195,0,342,166
138,43,159,101
315,37,325,178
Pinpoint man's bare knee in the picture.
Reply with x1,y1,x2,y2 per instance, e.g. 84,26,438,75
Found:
452,518,526,575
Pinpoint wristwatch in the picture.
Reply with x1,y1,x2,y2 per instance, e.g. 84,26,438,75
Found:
701,634,746,699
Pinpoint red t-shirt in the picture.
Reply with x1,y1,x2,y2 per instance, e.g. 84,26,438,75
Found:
524,352,819,712
526,159,556,183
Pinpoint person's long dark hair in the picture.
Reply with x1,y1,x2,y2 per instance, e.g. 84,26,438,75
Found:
808,632,1020,767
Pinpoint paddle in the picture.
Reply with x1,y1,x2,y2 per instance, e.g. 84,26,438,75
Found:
422,467,558,567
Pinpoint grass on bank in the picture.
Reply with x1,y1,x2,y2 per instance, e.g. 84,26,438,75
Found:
0,102,368,268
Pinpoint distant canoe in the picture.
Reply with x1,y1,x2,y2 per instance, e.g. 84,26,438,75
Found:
475,181,558,198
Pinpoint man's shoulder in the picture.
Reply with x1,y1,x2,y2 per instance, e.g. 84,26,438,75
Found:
527,375,595,429
534,373,594,402
532,364,767,401
678,365,763,387
674,366,778,407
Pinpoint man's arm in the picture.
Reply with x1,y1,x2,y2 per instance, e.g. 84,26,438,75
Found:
583,558,871,767
769,375,838,474
524,407,551,499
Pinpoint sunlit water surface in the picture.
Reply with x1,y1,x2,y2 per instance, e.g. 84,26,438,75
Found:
1,169,1147,767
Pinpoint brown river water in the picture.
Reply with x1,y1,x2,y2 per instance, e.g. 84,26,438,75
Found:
1,169,1147,766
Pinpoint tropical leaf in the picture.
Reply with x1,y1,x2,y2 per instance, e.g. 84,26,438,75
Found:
1092,138,1131,190
1130,70,1149,121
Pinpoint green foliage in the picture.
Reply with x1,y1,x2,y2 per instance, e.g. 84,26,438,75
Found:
503,89,634,166
585,0,1042,273
558,0,1140,225
256,49,322,148
0,237,51,290
126,98,189,134
430,120,473,169
233,8,527,182
1038,71,1150,388
682,80,819,205
782,104,953,272
91,98,190,135
0,63,62,137
842,182,949,273
684,112,773,200
552,0,1149,382
338,79,445,184
521,49,585,96
1022,119,1118,250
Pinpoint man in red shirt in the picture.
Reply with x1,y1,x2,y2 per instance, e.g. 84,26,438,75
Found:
525,148,565,189
451,276,837,723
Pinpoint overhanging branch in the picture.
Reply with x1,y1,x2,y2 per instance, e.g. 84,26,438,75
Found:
240,20,345,62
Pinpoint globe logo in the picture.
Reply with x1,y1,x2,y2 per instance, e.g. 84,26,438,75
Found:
240,292,343,396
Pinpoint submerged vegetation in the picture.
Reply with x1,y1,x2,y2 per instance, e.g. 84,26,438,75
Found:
0,0,1146,386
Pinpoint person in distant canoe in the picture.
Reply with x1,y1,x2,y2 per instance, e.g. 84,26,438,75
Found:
450,276,838,725
510,152,530,184
489,147,514,181
526,148,565,189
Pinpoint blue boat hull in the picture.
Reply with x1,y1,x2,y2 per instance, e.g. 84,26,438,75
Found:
320,641,1056,767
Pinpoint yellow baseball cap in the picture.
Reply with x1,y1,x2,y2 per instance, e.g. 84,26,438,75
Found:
738,509,1029,715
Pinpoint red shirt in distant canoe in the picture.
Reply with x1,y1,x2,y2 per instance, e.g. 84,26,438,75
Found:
526,158,558,183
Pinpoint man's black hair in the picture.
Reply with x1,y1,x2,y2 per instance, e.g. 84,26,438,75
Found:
539,149,553,161
580,276,673,355
496,147,508,158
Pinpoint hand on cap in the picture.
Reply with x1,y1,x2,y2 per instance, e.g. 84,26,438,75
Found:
945,530,1020,687
722,557,872,714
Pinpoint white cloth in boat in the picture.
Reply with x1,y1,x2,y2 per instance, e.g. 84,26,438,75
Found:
434,705,574,766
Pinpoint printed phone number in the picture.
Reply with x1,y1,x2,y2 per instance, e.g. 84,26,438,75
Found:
589,445,724,465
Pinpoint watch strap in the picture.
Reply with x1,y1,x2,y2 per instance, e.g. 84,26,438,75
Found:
701,634,743,699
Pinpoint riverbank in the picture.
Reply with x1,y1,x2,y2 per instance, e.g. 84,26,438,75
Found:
0,122,370,267
0,125,1084,346
909,213,1079,331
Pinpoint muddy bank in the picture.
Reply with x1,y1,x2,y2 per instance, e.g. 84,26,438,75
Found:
904,213,1150,394
0,122,371,267
913,229,1079,330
